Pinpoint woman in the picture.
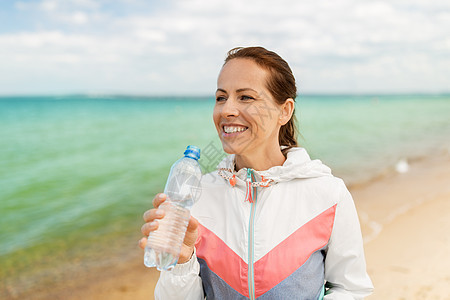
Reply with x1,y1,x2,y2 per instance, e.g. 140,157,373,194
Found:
139,47,373,299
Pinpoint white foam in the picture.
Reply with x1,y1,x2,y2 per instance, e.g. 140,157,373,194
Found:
359,211,383,244
395,159,409,173
361,195,432,244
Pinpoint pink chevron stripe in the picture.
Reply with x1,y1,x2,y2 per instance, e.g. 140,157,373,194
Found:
195,205,336,298
196,224,249,297
253,204,337,297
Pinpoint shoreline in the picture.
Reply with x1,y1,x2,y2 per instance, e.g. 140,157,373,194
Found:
3,150,450,299
352,150,450,299
345,144,450,190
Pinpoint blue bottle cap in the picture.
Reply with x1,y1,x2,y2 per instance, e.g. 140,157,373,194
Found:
184,145,201,160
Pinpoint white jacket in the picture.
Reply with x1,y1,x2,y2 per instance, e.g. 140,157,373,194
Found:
155,147,373,299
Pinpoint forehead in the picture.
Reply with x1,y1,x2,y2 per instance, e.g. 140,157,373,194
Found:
217,58,269,91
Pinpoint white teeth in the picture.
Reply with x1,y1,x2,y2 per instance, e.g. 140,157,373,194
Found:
224,126,247,133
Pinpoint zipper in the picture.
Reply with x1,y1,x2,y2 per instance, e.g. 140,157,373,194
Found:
246,169,257,300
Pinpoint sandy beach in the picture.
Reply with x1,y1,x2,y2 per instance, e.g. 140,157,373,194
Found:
353,150,450,300
6,150,450,300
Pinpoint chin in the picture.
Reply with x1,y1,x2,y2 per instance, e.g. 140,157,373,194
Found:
220,141,242,155
221,144,237,155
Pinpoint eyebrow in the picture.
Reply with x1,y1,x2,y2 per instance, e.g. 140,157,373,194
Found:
237,88,257,93
216,88,258,94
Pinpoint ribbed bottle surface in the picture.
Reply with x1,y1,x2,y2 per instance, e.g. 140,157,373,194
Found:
144,201,190,270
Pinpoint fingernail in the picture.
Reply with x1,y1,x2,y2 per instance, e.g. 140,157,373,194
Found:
159,194,165,199
155,209,164,217
150,221,158,227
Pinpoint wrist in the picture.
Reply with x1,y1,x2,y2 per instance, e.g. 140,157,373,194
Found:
168,248,198,276
177,247,194,264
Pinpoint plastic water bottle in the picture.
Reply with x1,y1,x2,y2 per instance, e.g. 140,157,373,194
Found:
144,145,202,271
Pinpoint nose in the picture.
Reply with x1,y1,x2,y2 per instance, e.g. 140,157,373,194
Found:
221,97,239,118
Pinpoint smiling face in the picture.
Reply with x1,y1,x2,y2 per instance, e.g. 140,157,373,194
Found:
213,58,283,157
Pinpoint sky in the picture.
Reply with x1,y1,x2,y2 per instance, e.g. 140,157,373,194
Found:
0,0,449,96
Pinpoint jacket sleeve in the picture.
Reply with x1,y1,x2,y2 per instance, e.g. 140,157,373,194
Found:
324,184,374,299
154,250,204,300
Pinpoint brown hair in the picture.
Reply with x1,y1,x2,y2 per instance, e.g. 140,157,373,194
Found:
224,46,298,155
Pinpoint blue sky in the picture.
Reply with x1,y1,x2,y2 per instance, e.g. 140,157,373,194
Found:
1,0,449,95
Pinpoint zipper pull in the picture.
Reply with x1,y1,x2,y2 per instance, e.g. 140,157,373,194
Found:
245,169,254,203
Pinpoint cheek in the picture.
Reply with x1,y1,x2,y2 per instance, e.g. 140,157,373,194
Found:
243,106,262,129
212,107,221,130
246,105,279,135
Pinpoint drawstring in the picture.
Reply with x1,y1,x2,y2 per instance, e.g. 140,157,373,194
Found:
245,169,254,203
218,168,274,188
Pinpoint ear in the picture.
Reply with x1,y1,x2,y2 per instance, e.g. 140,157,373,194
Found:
278,98,295,126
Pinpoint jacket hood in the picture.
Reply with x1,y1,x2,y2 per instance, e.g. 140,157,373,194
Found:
217,147,332,187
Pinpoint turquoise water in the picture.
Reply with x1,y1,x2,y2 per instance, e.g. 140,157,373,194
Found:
1,95,450,291
298,95,450,182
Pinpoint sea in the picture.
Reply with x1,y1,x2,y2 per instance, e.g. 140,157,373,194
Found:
1,94,450,295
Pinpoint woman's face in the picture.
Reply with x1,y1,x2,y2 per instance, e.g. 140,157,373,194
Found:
213,58,283,156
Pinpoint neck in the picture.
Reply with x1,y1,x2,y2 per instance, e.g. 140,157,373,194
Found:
234,146,286,172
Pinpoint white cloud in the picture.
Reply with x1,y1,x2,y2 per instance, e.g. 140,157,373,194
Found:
1,0,450,95
40,0,58,12
70,11,89,24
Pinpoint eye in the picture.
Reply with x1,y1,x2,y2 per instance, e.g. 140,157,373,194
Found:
216,95,227,102
240,95,255,101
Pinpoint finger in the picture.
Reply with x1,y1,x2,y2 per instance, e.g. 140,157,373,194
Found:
138,237,147,249
141,220,159,236
152,193,167,208
186,216,199,233
183,216,199,249
143,208,165,222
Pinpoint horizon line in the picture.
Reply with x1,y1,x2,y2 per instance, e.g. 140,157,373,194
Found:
1,92,450,98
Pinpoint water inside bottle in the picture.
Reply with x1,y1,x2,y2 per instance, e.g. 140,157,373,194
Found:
144,201,191,270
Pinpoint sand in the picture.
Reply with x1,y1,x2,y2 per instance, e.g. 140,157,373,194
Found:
6,152,450,300
352,152,450,300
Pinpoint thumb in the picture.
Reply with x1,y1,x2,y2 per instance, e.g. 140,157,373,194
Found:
186,216,199,233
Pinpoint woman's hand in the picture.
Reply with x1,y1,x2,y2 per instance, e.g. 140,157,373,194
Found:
139,193,199,264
